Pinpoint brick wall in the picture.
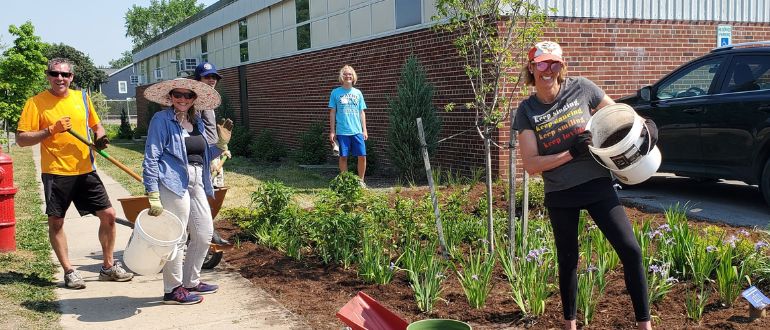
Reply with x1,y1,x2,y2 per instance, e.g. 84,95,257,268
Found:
241,28,485,175
135,18,770,179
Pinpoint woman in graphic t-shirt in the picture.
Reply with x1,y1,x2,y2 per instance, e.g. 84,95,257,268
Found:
513,41,653,330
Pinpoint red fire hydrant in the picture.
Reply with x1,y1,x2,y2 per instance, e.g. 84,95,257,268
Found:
0,151,18,252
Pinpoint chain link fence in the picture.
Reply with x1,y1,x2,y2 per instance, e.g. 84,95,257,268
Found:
102,99,137,125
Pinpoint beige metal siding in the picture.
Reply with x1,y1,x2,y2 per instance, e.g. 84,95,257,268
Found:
534,0,770,22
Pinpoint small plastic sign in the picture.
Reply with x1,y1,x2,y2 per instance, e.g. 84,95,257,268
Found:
742,286,770,309
717,25,732,47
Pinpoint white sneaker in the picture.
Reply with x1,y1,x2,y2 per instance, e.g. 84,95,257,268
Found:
64,270,86,289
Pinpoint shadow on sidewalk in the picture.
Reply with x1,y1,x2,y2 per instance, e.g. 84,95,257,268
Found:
57,296,162,322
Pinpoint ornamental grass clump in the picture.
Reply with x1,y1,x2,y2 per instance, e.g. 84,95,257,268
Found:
576,261,600,326
359,227,397,285
499,219,555,317
685,284,710,323
663,203,694,277
454,247,495,309
442,192,485,258
647,262,677,304
401,242,447,313
687,236,718,285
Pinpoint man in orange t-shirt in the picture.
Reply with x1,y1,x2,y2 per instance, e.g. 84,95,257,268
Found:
16,58,133,289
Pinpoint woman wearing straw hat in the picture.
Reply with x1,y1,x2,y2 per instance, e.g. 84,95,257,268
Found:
513,41,654,330
143,78,231,304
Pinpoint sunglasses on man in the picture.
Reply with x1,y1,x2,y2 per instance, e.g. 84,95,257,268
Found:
47,71,73,78
533,62,563,73
170,91,197,99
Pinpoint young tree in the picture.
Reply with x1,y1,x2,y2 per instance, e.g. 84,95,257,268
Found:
387,54,441,181
45,43,108,92
434,0,551,253
109,50,134,68
125,0,205,48
0,22,47,129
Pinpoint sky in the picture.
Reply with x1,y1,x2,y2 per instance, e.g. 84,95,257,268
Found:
0,0,219,68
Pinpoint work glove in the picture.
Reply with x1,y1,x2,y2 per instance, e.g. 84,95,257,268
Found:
48,117,72,135
639,118,658,155
147,191,163,216
94,135,110,151
216,118,233,151
569,130,593,158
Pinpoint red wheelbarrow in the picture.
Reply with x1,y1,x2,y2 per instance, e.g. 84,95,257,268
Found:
116,187,232,269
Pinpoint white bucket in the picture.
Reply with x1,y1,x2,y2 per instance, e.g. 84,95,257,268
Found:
123,209,184,276
585,103,661,185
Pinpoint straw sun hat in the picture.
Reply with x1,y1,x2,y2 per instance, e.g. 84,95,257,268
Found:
143,78,221,109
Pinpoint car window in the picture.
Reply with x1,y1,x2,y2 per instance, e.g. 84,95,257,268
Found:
657,57,722,99
720,55,770,93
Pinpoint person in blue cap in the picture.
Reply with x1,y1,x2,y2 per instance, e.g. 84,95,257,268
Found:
194,62,229,188
194,62,223,145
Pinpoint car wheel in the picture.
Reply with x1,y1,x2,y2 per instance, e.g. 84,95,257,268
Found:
761,159,770,207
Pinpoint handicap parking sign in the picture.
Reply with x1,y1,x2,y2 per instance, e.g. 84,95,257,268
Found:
717,25,732,47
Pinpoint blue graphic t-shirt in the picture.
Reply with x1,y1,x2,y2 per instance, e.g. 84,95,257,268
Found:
328,86,367,135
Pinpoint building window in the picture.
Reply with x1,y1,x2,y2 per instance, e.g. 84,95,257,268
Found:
297,23,310,50
130,75,139,85
175,47,181,60
239,19,248,41
118,81,128,94
201,34,208,53
396,0,421,28
296,0,309,23
202,54,208,62
240,42,249,62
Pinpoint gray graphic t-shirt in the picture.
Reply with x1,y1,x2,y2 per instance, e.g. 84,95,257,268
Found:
513,77,611,193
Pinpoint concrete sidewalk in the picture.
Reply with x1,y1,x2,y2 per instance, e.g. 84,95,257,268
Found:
32,148,307,329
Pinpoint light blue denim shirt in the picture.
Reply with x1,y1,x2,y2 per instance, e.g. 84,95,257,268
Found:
143,108,223,197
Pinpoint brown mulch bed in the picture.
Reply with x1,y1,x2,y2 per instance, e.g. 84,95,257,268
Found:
216,185,770,329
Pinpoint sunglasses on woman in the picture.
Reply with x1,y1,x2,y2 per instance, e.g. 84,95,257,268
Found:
534,62,563,73
47,71,73,78
170,91,196,99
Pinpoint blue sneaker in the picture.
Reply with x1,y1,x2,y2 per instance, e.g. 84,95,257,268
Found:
185,282,219,295
163,286,203,305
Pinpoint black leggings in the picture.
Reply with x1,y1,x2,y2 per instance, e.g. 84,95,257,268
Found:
548,196,650,322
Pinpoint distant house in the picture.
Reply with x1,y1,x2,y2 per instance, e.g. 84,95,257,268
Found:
98,64,136,100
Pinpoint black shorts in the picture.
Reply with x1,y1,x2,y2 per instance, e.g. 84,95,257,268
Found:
42,171,112,218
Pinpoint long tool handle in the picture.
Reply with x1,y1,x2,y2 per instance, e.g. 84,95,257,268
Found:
67,129,143,183
214,155,228,173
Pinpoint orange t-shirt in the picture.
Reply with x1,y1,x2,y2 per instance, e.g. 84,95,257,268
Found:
17,89,100,175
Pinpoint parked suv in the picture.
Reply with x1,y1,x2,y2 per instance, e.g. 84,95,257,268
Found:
617,41,770,206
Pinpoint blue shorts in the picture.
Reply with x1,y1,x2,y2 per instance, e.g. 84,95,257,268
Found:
337,134,366,157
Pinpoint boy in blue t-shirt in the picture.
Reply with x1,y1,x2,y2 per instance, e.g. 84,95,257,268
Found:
328,65,368,185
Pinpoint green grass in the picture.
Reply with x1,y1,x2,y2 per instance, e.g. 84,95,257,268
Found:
101,140,332,213
0,146,60,329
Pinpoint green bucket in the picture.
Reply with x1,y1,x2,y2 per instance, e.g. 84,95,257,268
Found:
407,319,472,330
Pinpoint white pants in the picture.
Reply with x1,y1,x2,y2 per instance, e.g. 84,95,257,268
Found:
160,164,213,293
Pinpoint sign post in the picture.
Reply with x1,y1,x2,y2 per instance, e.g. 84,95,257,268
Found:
717,25,732,47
